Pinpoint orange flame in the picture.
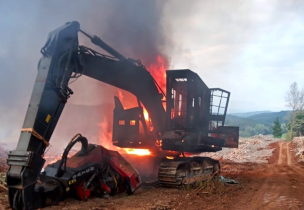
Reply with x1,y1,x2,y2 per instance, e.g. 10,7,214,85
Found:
97,55,168,156
143,108,149,121
166,156,174,160
123,148,151,156
147,55,167,107
98,120,121,151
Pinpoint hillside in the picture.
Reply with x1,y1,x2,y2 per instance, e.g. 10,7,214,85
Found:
246,111,289,124
230,111,272,118
225,114,258,130
225,115,271,137
225,111,289,137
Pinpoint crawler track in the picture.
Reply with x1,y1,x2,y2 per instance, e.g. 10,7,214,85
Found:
158,157,220,187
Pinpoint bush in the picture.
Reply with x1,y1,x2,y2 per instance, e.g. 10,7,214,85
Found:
285,130,296,141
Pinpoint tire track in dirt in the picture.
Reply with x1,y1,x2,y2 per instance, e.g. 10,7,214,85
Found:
287,142,291,166
243,141,304,210
244,143,281,210
277,142,283,165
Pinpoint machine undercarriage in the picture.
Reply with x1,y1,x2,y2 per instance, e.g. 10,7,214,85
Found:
158,157,220,187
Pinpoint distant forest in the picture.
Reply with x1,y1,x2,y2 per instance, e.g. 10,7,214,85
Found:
225,111,289,137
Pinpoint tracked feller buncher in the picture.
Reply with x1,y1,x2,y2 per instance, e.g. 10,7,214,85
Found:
6,21,238,209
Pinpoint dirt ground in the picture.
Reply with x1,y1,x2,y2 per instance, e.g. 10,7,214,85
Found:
1,141,304,210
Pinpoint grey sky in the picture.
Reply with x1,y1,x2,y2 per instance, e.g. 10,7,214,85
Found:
0,0,303,146
164,0,304,113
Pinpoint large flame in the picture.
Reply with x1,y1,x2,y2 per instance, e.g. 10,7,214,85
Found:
44,56,167,164
98,120,119,151
98,119,151,156
116,95,152,156
147,55,167,97
147,55,167,112
97,55,168,156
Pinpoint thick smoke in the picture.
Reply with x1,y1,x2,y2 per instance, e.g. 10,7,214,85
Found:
87,0,171,66
0,0,172,149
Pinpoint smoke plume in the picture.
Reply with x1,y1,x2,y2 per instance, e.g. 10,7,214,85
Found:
88,0,171,66
0,0,172,148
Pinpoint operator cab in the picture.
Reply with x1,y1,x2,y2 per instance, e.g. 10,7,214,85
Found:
165,69,210,133
161,69,239,152
112,69,238,152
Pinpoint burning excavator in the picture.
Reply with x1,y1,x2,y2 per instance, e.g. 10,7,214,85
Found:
6,21,239,209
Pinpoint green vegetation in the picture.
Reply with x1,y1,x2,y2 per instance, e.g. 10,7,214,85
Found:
293,111,304,136
225,112,287,138
285,130,292,141
272,117,282,138
284,82,304,140
285,111,304,139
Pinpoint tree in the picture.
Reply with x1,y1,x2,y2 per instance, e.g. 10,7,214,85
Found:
293,111,304,136
240,124,271,137
272,117,282,138
254,124,271,135
285,82,304,139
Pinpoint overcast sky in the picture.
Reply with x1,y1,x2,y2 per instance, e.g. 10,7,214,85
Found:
165,0,304,113
0,0,303,146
